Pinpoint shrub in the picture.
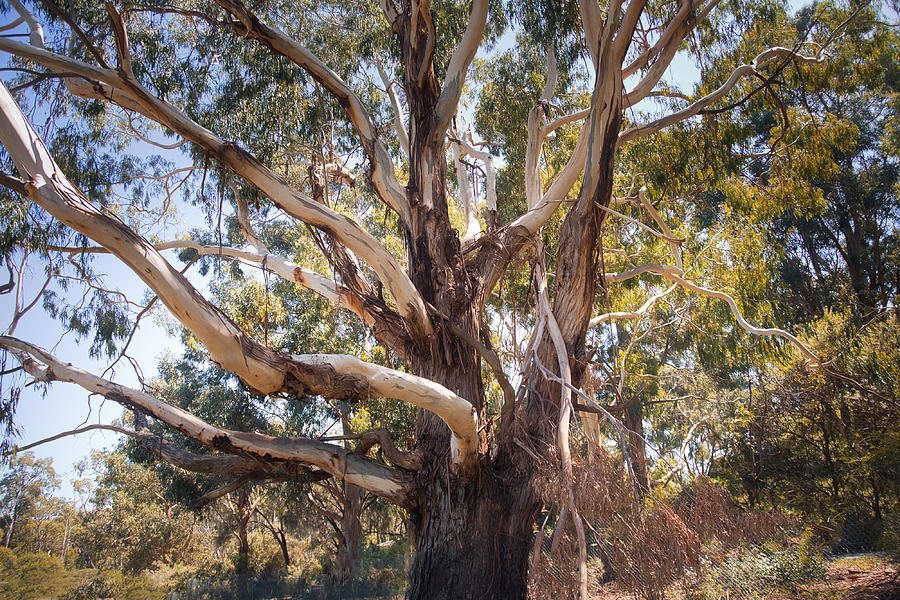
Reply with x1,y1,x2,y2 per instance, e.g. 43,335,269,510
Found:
686,529,826,600
63,569,164,600
0,547,72,600
879,513,900,557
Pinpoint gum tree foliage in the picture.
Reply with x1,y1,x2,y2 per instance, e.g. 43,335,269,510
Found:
0,0,866,597
0,451,59,549
572,1,900,510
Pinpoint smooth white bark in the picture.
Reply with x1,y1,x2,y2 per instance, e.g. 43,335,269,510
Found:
214,0,410,224
433,0,489,139
0,336,411,503
0,80,287,393
451,133,481,242
375,59,410,158
294,354,478,465
589,284,677,328
621,48,822,143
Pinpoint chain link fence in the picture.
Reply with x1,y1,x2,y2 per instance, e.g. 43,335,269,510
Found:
167,474,898,600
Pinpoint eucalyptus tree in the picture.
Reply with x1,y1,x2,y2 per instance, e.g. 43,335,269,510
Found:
0,452,58,549
0,0,839,597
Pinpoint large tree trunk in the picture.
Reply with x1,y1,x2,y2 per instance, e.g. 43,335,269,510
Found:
406,446,539,600
393,13,625,596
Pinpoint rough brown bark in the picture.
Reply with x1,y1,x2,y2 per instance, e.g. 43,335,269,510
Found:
624,399,650,497
406,448,539,600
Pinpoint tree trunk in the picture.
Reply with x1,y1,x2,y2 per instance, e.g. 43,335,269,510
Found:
234,490,252,574
332,483,363,585
406,449,539,600
393,18,624,597
277,528,290,568
330,404,364,585
625,399,650,497
3,506,15,547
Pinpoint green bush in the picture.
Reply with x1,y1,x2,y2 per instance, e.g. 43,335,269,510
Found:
687,530,826,600
63,569,163,600
0,547,72,600
880,514,900,557
765,531,826,585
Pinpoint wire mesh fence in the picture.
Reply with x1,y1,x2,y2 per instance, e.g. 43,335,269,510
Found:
528,470,899,600
166,473,898,600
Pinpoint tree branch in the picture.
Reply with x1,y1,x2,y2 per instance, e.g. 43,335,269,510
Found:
0,41,433,340
0,78,289,394
589,284,677,327
213,0,410,225
289,353,477,466
375,58,409,158
602,264,823,362
0,335,414,505
620,47,822,143
432,0,489,140
622,0,722,106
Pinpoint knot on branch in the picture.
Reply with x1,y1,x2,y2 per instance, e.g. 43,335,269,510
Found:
285,363,370,402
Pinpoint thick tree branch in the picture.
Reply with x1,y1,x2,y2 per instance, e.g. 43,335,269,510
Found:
0,78,289,393
613,0,649,61
289,353,477,466
432,0,488,140
454,138,497,225
525,47,559,210
0,336,414,505
7,0,43,49
450,128,481,242
622,0,722,106
104,3,133,77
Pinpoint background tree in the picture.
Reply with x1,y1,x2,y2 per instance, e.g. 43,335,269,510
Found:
0,451,58,549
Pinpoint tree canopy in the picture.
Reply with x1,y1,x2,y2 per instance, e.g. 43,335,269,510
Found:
0,0,897,598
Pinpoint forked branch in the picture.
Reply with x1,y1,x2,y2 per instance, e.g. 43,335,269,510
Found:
432,0,489,140
214,0,410,224
621,47,823,143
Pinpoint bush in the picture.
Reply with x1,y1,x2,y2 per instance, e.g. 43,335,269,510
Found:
767,530,826,585
0,547,72,600
686,529,826,600
881,514,900,556
63,569,164,600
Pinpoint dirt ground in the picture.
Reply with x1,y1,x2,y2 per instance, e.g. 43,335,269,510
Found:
591,554,900,600
793,554,900,600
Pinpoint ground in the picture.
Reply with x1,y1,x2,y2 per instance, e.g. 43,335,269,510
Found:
793,554,900,600
590,554,900,600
